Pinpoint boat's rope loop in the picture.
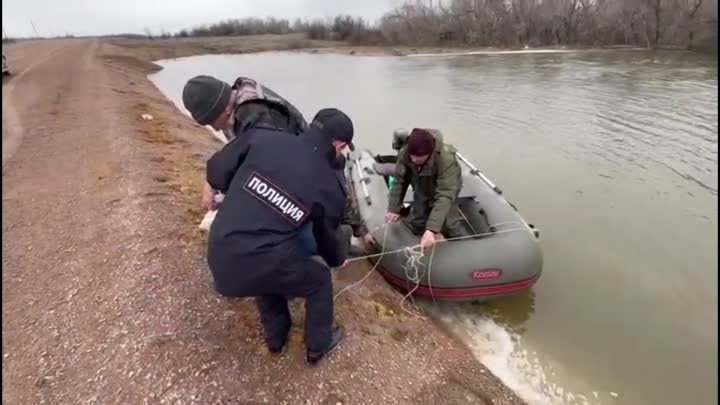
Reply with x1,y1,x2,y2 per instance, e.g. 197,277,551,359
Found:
333,221,531,316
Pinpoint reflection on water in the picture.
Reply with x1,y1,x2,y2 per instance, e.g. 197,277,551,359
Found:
150,49,718,405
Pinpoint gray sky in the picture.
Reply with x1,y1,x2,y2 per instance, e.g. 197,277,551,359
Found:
2,0,398,38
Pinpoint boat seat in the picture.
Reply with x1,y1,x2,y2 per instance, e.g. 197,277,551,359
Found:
373,162,398,177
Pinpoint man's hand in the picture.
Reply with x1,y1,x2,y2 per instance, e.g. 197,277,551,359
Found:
385,212,400,223
360,233,377,249
420,230,437,250
201,181,218,211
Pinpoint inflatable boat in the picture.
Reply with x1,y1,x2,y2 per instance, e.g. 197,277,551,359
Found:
344,129,543,302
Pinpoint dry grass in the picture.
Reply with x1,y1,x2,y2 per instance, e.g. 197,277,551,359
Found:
109,34,346,61
158,154,207,246
127,99,208,246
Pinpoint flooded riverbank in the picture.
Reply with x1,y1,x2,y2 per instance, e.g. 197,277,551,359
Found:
150,48,717,405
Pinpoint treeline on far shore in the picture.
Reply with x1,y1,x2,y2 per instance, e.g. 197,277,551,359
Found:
163,0,717,52
4,0,716,52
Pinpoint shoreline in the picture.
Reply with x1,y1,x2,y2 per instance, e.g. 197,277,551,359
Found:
105,33,676,62
100,36,529,404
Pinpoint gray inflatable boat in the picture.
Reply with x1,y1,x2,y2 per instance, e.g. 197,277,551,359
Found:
344,130,543,302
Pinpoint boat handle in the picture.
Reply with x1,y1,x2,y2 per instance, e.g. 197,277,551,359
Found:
454,151,503,195
353,157,372,205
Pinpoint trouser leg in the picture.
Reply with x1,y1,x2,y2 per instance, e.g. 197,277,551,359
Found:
301,261,334,354
404,201,428,236
340,224,353,248
404,201,470,239
278,258,334,354
298,223,350,258
297,223,318,256
442,204,471,238
255,295,291,350
339,224,353,257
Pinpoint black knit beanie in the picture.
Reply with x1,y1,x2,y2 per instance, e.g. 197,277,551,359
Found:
182,75,232,126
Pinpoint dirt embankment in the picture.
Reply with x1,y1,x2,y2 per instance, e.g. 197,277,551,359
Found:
108,33,348,60
2,37,525,404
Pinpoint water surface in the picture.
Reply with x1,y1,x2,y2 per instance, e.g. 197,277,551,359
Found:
150,49,718,405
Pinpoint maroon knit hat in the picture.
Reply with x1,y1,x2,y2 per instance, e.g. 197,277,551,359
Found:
407,128,435,156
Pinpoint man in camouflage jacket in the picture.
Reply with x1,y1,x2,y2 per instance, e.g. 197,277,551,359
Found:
385,128,468,249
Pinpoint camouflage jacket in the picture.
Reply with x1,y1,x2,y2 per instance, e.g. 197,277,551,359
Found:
222,77,307,142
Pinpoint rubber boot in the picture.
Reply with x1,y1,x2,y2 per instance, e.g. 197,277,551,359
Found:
307,326,345,365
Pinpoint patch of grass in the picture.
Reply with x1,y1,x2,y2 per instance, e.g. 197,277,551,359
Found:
161,154,209,246
286,39,312,49
129,101,207,244
102,53,161,73
370,300,397,319
130,102,185,145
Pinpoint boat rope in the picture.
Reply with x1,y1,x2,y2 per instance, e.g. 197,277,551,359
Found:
343,223,530,262
333,225,391,301
334,221,532,316
397,242,438,317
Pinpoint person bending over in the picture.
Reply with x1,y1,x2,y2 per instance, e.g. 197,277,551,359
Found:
385,128,468,249
205,108,354,364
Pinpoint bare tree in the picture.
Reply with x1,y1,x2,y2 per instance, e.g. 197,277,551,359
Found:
175,1,717,52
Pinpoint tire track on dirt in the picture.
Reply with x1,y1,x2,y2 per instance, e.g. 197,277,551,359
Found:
2,42,74,167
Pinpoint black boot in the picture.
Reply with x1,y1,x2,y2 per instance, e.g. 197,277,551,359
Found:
267,333,289,355
307,326,345,365
268,342,286,355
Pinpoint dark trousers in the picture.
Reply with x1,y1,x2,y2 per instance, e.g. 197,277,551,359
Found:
297,223,353,260
253,256,333,354
209,242,335,354
404,201,469,238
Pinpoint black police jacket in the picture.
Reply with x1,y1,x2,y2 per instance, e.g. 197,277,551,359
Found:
205,126,347,270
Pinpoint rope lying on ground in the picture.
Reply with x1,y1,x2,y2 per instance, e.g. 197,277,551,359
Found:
334,222,532,316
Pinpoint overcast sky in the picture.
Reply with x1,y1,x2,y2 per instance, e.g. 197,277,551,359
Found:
2,0,399,38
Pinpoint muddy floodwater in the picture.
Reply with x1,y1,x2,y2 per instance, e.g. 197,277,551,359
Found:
150,49,718,405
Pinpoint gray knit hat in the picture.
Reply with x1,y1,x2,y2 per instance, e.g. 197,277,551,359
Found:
182,75,232,126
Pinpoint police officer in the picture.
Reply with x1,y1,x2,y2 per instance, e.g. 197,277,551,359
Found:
297,112,377,258
204,107,354,364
